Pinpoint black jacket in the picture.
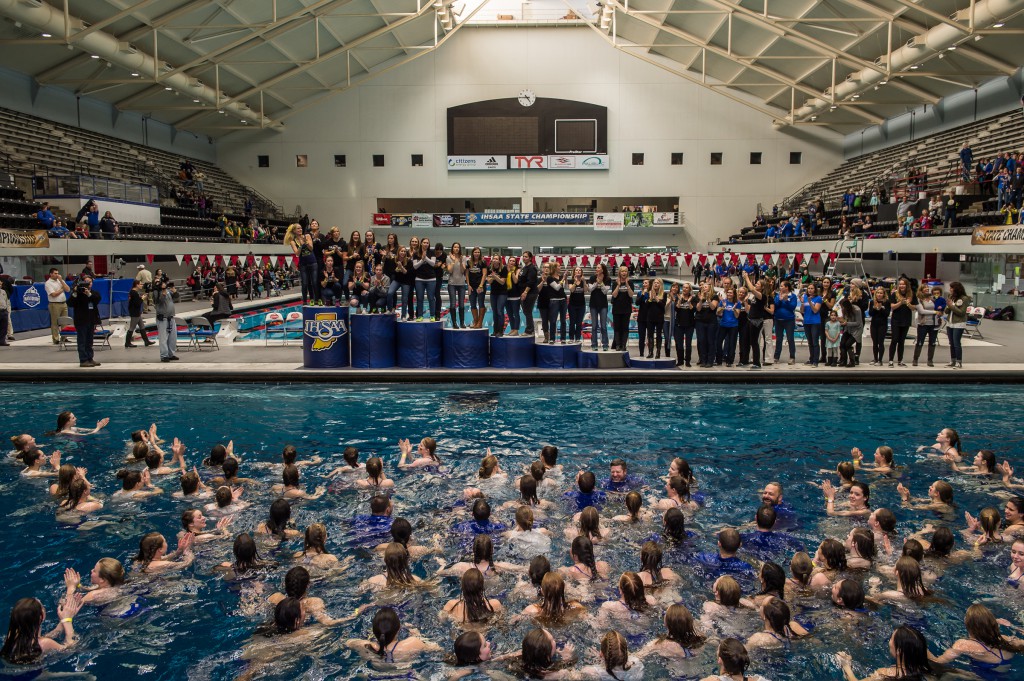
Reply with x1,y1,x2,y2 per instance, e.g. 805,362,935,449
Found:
69,285,101,327
128,289,144,317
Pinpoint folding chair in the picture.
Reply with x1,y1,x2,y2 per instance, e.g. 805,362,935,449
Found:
94,322,112,350
283,311,303,345
191,317,219,351
174,316,197,351
264,312,286,345
57,316,76,350
965,306,985,339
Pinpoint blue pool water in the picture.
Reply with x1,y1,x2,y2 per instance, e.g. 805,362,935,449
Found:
3,384,1024,680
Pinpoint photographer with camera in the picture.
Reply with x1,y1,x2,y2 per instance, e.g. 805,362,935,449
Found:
68,276,102,367
154,279,179,363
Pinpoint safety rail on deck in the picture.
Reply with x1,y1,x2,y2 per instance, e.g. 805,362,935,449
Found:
32,173,158,204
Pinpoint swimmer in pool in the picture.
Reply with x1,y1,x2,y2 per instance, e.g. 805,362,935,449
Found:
209,457,256,487
345,607,441,662
815,460,857,489
809,538,848,589
437,533,522,577
595,572,657,625
112,468,162,500
950,449,999,477
439,567,503,627
276,444,322,470
204,485,247,516
578,631,645,681
845,528,877,570
179,508,232,543
964,507,1004,546
0,593,83,665
352,456,394,491
254,498,301,539
143,437,187,477
268,566,349,625
63,558,125,606
823,480,871,518
174,466,211,499
747,562,787,608
449,631,494,680
520,571,586,623
851,445,896,475
897,480,954,514
500,627,575,679
871,556,932,603
867,508,897,556
558,535,610,582
611,491,655,523
360,542,428,591
537,445,563,476
9,433,42,462
377,517,438,560
464,450,508,498
637,603,707,661
698,638,771,681
134,531,195,574
507,506,553,555
917,427,962,462
20,448,60,478
837,625,933,681
293,523,346,569
565,506,604,544
651,475,700,511
49,463,88,498
271,464,326,500
324,446,363,478
215,533,267,580
745,596,808,650
637,541,681,587
59,477,102,515
876,539,938,585
500,475,555,516
398,436,441,468
56,411,109,436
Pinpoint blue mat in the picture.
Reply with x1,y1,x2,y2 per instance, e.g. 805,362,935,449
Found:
490,335,535,368
442,328,489,368
351,313,396,369
397,321,443,368
535,342,582,369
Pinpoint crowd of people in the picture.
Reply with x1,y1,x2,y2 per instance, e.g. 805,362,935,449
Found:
6,412,1024,680
36,200,119,240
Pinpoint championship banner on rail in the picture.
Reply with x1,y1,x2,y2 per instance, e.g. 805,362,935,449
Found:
971,225,1024,245
0,228,49,248
464,213,591,225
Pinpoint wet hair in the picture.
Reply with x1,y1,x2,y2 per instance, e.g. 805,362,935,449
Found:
264,499,293,537
383,543,415,585
850,528,877,561
515,505,535,532
95,557,125,587
22,449,44,468
1007,497,1024,521
670,457,695,484
891,625,932,678
215,486,232,508
927,527,955,557
529,461,546,482
715,576,741,606
180,470,200,495
370,494,391,515
901,539,925,562
136,532,166,570
819,538,848,571
283,566,311,598
281,445,298,465
282,464,300,487
473,534,494,565
519,475,540,505
365,457,384,485
538,572,570,620
755,504,777,530
599,631,633,680
979,507,1003,542
577,471,596,493
874,508,897,533
762,597,800,638
63,477,89,509
454,631,484,666
116,469,142,491
619,572,648,611
667,475,691,502
471,499,491,523
478,454,499,479
660,603,705,647
205,444,228,466
131,441,150,461
370,608,401,657
456,568,495,623
663,508,686,543
895,557,931,599
609,458,628,473
528,555,551,591
181,508,202,531
790,552,813,587
571,536,599,581
233,533,261,573
9,435,32,455
717,638,751,675
933,481,954,504
521,628,554,677
540,445,558,467
834,579,865,610
274,597,303,633
421,437,439,462
303,523,329,556
389,517,412,547
623,491,643,521
850,481,870,506
343,446,359,468
144,449,163,471
130,430,145,442
1,598,44,664
54,464,77,498
719,528,741,554
640,542,665,585
56,411,74,432
221,457,239,480
943,428,962,455
578,506,602,540
964,604,1021,653
837,461,855,481
876,446,894,465
977,450,996,474
759,562,786,599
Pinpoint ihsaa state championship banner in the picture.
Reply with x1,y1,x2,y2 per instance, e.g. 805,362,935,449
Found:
0,228,49,248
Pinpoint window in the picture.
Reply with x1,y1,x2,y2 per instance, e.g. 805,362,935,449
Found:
373,154,385,167
671,152,684,165
710,152,723,165
296,154,308,168
790,151,802,164
750,152,762,165
411,154,423,167
334,155,346,167
257,155,269,168
632,153,644,166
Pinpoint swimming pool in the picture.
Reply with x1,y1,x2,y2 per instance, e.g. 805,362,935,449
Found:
3,384,1023,680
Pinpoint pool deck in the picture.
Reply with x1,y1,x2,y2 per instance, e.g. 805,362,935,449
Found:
2,292,1022,383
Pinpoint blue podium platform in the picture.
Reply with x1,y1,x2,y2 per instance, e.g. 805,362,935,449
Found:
397,320,443,368
351,313,396,369
579,349,630,369
442,328,489,368
629,356,677,370
302,306,350,368
490,335,535,368
535,342,582,369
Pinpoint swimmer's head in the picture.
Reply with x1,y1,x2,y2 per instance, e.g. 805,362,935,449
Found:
206,444,228,466
837,461,855,482
1,598,45,664
519,475,539,504
761,482,783,505
282,444,298,465
92,558,125,587
343,446,359,468
284,566,311,598
869,508,896,534
928,527,955,557
282,464,300,488
215,486,232,508
714,576,741,606
372,608,402,657
473,534,494,565
274,597,303,632
540,445,558,468
472,499,491,523
233,533,260,572
901,538,924,562
365,457,384,483
528,555,551,588
624,491,643,520
390,517,412,547
370,494,392,516
663,507,686,543
599,631,630,678
515,506,534,531
716,638,751,676
577,471,596,494
718,528,741,555
180,470,200,496
529,461,546,483
832,579,865,610
889,625,931,676
790,552,813,586
454,631,491,666
609,459,628,483
755,504,777,530
304,523,328,555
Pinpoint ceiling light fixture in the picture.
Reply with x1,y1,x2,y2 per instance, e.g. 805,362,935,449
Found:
131,72,139,77
164,86,172,90
41,33,51,38
993,22,1004,27
947,45,957,51
90,54,100,59
879,79,888,85
909,64,919,69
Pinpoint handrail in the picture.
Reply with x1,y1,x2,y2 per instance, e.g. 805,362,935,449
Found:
31,172,159,204
243,186,284,219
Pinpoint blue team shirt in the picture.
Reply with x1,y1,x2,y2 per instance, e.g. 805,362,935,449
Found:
563,489,607,512
740,530,805,561
602,474,645,493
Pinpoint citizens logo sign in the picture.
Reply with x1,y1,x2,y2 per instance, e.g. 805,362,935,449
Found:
305,312,348,351
446,156,507,171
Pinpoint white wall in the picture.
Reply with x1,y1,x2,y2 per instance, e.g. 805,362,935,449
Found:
218,27,842,249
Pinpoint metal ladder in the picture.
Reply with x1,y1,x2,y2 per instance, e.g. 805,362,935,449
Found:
825,237,867,279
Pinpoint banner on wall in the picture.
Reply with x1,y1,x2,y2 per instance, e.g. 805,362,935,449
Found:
971,225,1024,245
594,213,625,231
390,215,412,227
624,212,654,228
463,212,590,225
0,228,48,248
652,212,676,225
447,155,507,171
433,214,461,227
373,213,392,226
411,213,433,229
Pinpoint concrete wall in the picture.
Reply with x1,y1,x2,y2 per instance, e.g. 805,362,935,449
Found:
218,27,842,249
0,67,216,164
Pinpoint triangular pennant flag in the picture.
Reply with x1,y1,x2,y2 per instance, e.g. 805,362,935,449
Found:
729,253,739,265
208,255,217,265
829,253,837,263
684,253,692,266
803,253,812,264
261,255,271,266
145,254,154,264
715,253,725,265
174,254,184,266
770,253,780,265
229,255,239,266
794,254,803,266
762,254,771,264
698,254,707,265
277,255,286,267
183,254,192,264
811,253,821,264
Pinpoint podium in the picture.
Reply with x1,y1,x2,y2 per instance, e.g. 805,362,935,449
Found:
490,335,535,369
302,306,350,369
397,320,443,368
579,348,630,369
351,313,396,369
442,328,489,368
535,342,582,369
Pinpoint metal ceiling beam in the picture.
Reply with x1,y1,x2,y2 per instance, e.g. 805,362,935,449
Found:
67,0,164,43
881,0,971,33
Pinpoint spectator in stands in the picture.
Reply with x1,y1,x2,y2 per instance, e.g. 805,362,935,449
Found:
197,195,208,220
36,202,55,229
896,196,911,222
84,203,100,239
45,268,70,345
217,213,228,239
869,191,879,208
99,211,117,240
765,223,777,243
193,171,205,193
243,197,254,219
959,142,973,182
80,260,96,279
1012,167,1024,210
943,192,957,230
48,218,74,239
208,284,233,323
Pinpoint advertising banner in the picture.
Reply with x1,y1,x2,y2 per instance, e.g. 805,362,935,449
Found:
446,155,507,171
510,155,548,170
653,212,676,225
433,213,461,227
594,213,625,231
372,213,392,226
464,213,591,225
390,215,412,227
971,225,1024,245
624,212,654,228
411,213,433,229
0,228,49,248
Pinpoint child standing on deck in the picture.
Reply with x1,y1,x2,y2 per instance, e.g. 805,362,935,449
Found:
825,311,842,367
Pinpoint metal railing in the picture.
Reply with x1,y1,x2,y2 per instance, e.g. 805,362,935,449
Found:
244,186,284,219
32,173,158,204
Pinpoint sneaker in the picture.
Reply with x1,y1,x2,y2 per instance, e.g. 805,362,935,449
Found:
603,346,610,351
161,357,171,363
725,363,733,368
888,361,894,367
168,356,180,361
509,331,519,337
788,358,795,365
751,364,761,369
898,361,907,367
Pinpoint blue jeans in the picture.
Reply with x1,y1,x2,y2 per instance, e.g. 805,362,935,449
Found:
448,284,467,326
547,299,566,341
76,321,95,362
469,287,486,310
804,323,820,365
401,284,414,318
414,279,435,318
590,306,608,348
505,298,521,332
663,320,673,353
490,293,507,335
774,318,796,360
569,305,586,342
387,280,400,310
321,282,343,305
947,327,964,361
695,321,717,366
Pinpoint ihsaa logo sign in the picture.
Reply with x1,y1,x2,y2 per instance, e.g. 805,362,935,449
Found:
305,312,348,351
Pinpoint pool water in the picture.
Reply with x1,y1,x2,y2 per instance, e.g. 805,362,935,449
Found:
3,384,1024,680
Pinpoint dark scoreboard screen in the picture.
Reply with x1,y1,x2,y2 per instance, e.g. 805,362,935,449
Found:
447,98,607,157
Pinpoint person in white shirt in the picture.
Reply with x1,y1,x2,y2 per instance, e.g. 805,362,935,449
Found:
45,267,70,345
